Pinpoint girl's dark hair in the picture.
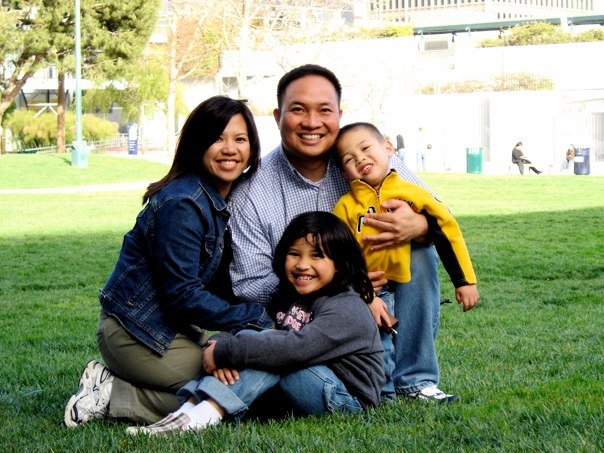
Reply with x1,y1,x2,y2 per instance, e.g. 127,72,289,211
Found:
272,211,374,305
143,96,260,204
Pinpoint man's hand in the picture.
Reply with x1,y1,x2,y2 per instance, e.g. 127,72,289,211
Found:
362,199,428,251
368,270,387,293
455,285,480,312
368,296,395,329
202,340,217,374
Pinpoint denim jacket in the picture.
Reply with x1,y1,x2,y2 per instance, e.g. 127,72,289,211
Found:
99,173,270,355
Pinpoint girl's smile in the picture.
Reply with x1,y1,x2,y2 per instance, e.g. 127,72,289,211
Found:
285,234,336,295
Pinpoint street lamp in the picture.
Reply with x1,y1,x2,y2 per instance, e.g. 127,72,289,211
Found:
71,0,88,167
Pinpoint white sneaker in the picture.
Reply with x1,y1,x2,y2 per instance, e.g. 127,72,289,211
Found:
64,360,114,427
405,385,460,403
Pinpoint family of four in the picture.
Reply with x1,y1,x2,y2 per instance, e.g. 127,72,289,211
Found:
64,64,479,435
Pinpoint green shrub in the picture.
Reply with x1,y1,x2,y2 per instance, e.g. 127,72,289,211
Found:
6,110,119,149
573,29,604,42
419,72,554,94
479,21,604,47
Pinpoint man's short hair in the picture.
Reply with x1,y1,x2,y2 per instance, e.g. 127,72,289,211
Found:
276,64,342,109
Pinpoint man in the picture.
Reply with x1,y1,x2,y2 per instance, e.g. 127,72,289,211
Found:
229,64,459,402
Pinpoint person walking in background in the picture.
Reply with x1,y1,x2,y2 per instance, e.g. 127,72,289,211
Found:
511,141,542,175
64,96,271,427
395,134,405,163
417,127,431,171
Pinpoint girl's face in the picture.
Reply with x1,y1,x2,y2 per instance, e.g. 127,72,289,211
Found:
285,234,336,296
203,113,251,197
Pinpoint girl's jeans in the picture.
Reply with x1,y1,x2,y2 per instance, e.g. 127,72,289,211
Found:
177,330,363,418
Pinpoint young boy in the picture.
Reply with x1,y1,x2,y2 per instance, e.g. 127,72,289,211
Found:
333,121,479,318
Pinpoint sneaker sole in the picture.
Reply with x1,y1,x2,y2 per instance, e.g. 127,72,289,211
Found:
63,360,101,428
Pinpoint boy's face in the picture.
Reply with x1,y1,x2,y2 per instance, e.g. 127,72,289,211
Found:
336,127,394,189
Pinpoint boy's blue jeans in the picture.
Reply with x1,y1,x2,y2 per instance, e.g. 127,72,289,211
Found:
382,244,442,395
177,331,363,418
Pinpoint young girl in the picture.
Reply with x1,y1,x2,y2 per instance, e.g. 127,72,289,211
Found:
126,211,386,435
64,96,273,427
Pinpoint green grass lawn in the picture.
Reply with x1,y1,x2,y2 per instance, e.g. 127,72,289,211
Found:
0,153,168,189
0,156,602,451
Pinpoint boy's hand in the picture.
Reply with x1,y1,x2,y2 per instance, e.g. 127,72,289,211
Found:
455,285,479,312
362,199,428,250
368,296,395,329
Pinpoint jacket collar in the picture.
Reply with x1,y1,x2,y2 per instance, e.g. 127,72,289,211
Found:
349,169,398,195
197,174,228,212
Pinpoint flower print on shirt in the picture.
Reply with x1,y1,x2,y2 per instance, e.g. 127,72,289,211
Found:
275,303,313,331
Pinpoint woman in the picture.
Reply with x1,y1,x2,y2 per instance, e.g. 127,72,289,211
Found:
64,96,272,427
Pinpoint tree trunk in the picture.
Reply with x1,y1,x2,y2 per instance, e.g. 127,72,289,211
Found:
57,71,66,153
166,10,178,156
0,102,13,154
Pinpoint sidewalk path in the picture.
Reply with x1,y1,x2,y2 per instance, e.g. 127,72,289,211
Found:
0,180,150,195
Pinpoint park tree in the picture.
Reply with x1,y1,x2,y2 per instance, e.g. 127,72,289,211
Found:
218,0,351,100
143,0,225,154
0,1,159,154
0,2,53,153
53,0,160,152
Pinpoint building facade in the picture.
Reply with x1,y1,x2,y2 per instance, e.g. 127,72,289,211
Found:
365,0,600,25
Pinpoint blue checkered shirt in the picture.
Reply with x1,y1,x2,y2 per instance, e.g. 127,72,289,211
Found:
228,143,432,306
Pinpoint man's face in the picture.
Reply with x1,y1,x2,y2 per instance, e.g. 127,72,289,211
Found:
273,75,342,162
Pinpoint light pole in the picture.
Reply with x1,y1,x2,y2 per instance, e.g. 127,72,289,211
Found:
71,0,88,167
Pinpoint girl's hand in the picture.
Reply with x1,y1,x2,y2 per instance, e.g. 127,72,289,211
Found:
202,340,217,373
368,296,394,329
455,285,479,312
213,367,240,385
362,199,429,250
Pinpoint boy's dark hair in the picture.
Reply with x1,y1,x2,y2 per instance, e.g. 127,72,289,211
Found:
276,64,342,109
271,211,374,309
143,96,260,204
332,122,385,170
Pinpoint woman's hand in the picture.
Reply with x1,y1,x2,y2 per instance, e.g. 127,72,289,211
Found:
212,367,240,385
362,199,428,250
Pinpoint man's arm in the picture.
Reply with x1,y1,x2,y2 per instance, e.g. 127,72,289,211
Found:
229,194,279,307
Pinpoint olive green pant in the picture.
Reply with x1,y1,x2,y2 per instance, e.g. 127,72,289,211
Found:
97,311,205,423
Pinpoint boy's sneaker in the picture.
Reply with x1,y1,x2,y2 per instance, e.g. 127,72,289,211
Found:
404,385,460,403
64,360,114,427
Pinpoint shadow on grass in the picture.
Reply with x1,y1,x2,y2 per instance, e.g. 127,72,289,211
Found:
0,208,602,451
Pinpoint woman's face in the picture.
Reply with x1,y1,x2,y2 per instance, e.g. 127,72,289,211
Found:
203,113,251,197
284,234,336,296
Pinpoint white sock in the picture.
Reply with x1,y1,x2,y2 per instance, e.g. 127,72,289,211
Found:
173,401,195,417
182,400,223,430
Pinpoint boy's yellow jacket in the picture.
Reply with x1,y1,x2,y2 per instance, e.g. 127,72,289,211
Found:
333,170,477,287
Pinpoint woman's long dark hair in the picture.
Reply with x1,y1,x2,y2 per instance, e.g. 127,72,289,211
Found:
143,96,260,204
271,212,374,310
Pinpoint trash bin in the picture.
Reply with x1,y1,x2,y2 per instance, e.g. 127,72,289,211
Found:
466,147,483,174
573,148,590,175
